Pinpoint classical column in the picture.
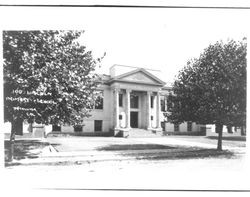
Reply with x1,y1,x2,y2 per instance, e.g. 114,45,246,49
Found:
156,92,161,129
165,94,168,112
126,89,131,129
147,91,152,130
114,88,120,129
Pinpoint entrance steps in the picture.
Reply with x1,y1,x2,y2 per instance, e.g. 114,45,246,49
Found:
128,128,163,138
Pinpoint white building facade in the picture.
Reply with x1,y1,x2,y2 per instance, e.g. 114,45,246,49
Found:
52,64,204,137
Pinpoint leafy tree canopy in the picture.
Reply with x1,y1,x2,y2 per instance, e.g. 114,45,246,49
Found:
4,30,103,126
167,39,246,128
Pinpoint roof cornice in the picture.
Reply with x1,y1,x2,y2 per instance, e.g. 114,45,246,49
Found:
105,79,165,87
107,68,166,86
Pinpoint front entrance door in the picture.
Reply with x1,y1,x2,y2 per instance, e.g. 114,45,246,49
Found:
130,112,138,128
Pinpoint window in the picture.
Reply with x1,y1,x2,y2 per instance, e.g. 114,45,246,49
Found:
130,94,139,108
94,120,102,132
151,96,154,108
174,123,179,132
161,96,167,112
187,122,192,132
94,91,103,109
227,126,232,133
119,94,123,107
151,116,153,120
119,115,122,120
52,125,61,132
167,94,173,111
74,125,83,132
161,121,166,131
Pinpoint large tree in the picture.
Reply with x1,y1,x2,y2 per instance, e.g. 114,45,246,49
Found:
167,39,246,150
3,30,103,161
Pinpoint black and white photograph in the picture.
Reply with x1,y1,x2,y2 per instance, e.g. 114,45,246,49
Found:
0,0,250,195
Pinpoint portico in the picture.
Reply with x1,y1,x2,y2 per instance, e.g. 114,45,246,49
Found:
107,67,166,136
113,89,163,135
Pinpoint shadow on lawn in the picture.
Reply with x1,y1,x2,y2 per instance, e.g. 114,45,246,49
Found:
206,136,246,141
98,144,175,151
97,144,235,160
4,140,50,166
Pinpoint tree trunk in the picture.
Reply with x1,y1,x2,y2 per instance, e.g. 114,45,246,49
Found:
241,126,246,136
8,118,23,161
9,122,16,162
216,123,223,151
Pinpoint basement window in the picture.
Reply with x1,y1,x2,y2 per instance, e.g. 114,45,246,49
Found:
174,123,179,132
74,125,83,132
94,120,103,132
187,122,192,132
52,125,61,132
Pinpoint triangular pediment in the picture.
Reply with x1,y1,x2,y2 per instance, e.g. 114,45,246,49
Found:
113,68,166,85
121,72,158,83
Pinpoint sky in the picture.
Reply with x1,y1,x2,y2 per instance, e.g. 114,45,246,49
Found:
78,8,249,83
0,6,249,84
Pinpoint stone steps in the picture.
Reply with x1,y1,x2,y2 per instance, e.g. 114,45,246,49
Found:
128,128,162,138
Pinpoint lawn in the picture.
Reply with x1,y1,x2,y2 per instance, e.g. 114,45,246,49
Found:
97,143,235,160
206,135,246,141
4,139,50,164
